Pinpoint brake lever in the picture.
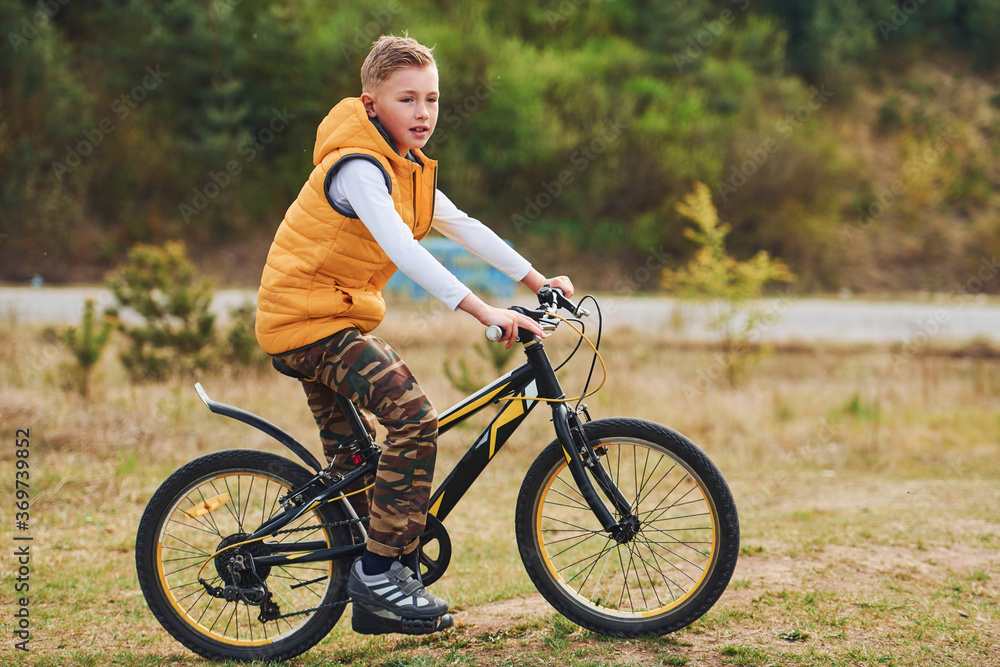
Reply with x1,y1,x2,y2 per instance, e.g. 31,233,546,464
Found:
539,285,588,317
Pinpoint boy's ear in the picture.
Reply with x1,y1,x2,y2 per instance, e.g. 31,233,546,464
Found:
360,92,377,118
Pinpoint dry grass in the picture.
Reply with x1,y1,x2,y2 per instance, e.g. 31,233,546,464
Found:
2,302,999,665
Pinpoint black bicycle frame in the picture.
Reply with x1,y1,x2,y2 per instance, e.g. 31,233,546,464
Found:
195,337,632,568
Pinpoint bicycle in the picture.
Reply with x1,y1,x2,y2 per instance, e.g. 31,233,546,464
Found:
134,286,740,662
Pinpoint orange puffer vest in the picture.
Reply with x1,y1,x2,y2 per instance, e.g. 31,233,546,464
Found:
255,98,438,354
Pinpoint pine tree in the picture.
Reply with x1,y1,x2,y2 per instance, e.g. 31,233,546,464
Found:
106,241,217,381
61,299,113,397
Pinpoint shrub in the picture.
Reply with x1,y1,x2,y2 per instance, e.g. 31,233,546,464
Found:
105,241,216,381
663,182,796,386
224,302,269,368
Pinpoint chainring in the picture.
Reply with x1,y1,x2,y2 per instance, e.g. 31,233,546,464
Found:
416,514,451,587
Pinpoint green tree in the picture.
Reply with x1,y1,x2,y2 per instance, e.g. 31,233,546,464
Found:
663,182,796,387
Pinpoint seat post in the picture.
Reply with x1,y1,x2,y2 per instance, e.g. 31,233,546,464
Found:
333,393,380,455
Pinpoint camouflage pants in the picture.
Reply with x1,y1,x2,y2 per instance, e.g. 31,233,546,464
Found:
274,329,438,558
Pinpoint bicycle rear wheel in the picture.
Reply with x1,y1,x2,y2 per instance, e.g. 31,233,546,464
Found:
135,450,354,661
515,418,739,637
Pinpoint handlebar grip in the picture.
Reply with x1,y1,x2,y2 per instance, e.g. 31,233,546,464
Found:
485,324,504,342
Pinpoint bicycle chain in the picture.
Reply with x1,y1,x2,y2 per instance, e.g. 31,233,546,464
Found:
271,514,367,536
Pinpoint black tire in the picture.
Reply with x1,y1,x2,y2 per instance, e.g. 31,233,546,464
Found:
514,418,739,637
135,450,354,662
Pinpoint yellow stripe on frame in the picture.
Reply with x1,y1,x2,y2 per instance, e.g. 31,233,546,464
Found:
437,384,507,428
488,397,525,459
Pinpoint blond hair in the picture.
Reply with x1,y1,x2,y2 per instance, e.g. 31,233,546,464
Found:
361,35,436,93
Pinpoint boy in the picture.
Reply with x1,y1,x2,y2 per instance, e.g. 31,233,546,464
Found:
255,35,572,635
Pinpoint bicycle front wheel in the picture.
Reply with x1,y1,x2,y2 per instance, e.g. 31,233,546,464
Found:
135,450,355,661
515,418,739,637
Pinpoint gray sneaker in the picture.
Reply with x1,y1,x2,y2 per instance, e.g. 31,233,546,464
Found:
348,560,451,635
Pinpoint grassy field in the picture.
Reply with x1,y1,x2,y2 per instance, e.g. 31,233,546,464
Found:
2,301,999,666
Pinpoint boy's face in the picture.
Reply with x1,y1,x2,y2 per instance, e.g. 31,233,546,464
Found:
362,65,439,156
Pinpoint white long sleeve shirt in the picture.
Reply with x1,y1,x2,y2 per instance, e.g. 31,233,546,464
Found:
327,158,531,310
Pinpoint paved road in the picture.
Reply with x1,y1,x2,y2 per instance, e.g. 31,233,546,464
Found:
2,286,999,344
601,294,1000,344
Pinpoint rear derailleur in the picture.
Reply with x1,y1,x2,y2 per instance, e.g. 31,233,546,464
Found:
198,544,281,623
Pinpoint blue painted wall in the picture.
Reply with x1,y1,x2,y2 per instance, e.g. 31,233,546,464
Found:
384,237,516,299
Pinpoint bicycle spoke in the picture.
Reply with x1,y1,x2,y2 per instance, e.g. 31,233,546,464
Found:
168,514,225,538
240,475,253,528
530,436,728,619
148,463,351,651
161,546,212,564
550,530,611,567
573,537,616,601
635,532,690,596
643,522,713,552
631,540,665,609
541,512,603,536
186,487,223,537
218,477,244,530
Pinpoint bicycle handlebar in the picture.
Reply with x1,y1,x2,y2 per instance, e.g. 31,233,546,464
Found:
485,324,505,343
484,286,587,343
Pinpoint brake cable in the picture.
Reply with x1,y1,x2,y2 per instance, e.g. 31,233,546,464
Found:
499,311,607,405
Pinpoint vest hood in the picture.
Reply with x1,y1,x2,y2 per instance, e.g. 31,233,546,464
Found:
313,97,409,167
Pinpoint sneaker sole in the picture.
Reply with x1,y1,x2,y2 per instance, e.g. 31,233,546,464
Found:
352,603,453,636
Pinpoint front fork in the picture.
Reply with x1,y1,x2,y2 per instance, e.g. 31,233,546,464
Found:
552,404,637,542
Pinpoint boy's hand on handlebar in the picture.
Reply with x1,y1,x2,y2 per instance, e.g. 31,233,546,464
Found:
485,307,545,349
522,269,574,299
544,275,574,298
457,294,545,349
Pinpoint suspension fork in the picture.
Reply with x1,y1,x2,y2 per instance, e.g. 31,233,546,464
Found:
567,410,634,514
523,340,634,535
552,404,634,533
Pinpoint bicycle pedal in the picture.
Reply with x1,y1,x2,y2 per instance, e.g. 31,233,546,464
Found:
352,602,453,635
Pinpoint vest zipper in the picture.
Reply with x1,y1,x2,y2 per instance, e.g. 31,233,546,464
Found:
430,166,437,219
412,170,419,232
